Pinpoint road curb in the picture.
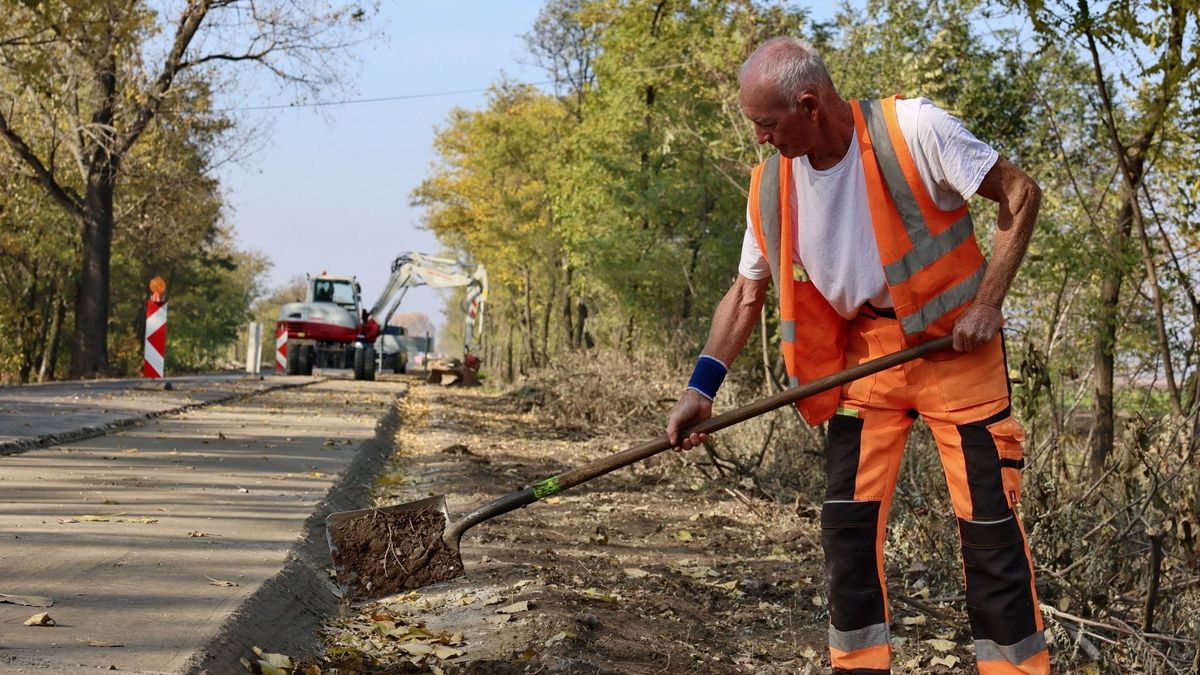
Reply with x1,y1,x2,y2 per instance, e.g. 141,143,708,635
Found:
185,384,410,674
0,377,321,458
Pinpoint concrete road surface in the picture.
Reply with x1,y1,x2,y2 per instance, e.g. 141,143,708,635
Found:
0,373,318,455
0,376,408,673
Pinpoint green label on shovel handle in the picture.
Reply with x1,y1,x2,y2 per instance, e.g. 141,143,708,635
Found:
533,476,561,499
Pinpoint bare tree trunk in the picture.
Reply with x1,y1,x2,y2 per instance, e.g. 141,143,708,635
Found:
71,44,120,378
1090,199,1130,478
541,264,557,361
17,265,41,384
562,262,575,350
1143,533,1164,632
575,301,588,349
522,266,537,368
505,323,514,383
39,285,67,383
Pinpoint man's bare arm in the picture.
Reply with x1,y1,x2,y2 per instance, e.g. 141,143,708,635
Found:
953,157,1041,352
666,274,770,449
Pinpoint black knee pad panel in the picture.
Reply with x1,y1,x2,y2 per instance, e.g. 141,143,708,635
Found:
822,500,885,631
959,515,1038,645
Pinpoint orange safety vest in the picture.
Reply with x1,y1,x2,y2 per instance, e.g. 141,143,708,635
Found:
748,95,987,425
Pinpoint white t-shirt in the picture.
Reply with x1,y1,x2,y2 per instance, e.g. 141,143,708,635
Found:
738,97,999,319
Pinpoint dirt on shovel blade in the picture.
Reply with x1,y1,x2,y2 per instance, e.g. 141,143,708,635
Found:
328,506,464,601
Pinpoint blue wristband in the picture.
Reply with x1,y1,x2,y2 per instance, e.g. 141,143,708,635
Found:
687,355,728,401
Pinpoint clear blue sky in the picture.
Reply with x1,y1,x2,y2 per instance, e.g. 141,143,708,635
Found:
223,1,546,331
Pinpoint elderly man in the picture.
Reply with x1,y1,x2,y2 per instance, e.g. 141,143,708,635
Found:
666,37,1048,674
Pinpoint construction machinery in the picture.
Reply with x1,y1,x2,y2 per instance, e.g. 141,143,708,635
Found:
276,252,488,380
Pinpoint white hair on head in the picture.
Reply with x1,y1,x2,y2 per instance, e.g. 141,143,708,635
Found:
739,37,833,109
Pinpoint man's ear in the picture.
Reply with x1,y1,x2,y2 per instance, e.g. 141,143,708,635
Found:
798,92,819,118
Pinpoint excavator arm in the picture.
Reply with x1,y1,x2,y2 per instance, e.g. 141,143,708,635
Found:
364,252,488,351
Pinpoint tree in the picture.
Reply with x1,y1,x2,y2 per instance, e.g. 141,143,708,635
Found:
1014,0,1200,476
0,0,373,377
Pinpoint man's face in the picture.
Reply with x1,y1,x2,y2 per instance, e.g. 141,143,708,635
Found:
740,82,818,159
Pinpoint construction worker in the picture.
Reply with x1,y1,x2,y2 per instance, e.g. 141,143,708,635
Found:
665,37,1048,674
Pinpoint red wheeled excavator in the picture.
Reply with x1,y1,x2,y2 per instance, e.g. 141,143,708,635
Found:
276,252,488,380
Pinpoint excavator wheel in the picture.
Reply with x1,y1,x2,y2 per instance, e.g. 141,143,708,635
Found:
298,345,314,376
285,343,300,375
353,344,376,381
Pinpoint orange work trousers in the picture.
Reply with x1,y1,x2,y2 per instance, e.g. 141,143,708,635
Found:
821,310,1049,674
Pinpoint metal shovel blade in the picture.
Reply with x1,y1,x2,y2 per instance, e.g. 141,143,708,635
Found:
325,495,465,602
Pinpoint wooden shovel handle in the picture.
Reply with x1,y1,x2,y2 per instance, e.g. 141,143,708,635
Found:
444,335,953,546
547,334,953,494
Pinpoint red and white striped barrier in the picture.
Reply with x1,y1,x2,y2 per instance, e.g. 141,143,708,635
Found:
143,297,168,378
275,323,288,372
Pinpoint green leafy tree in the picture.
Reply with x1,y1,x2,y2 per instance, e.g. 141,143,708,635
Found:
0,0,373,377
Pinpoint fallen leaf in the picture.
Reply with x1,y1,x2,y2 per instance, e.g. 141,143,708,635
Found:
207,577,238,587
714,580,738,591
79,514,114,522
675,529,693,542
188,531,211,537
901,614,927,626
398,642,433,656
252,646,292,669
24,612,54,626
430,644,462,659
930,655,960,667
543,497,562,505
623,568,650,578
544,631,574,647
581,588,618,603
496,601,529,614
925,638,956,652
0,593,52,607
454,595,478,606
484,615,511,625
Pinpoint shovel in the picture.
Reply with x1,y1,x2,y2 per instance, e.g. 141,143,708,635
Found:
326,335,953,599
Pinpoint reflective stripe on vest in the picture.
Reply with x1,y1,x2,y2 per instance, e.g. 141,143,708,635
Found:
857,98,984,334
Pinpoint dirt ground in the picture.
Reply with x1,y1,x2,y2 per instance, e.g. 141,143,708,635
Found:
303,382,1016,674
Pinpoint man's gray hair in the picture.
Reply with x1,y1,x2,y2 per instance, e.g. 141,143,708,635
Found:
739,37,834,108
